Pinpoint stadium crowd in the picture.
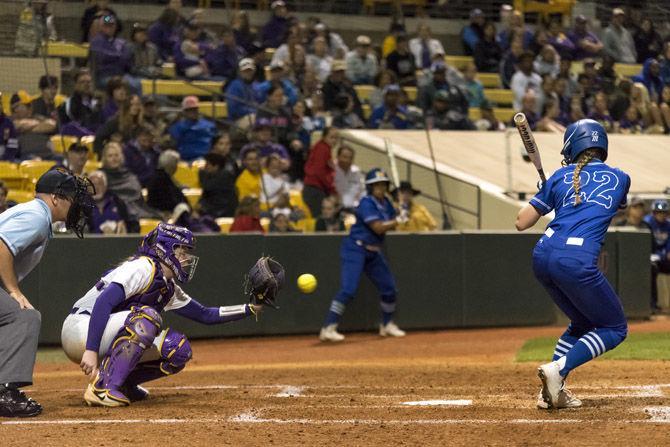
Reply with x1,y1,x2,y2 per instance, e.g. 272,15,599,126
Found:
2,0,670,236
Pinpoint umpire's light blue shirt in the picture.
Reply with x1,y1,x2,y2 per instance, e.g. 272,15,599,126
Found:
0,198,53,282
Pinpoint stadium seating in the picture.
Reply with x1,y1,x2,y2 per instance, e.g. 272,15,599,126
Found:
468,107,516,122
19,160,56,183
198,101,227,119
50,135,96,159
83,160,101,174
216,217,234,233
140,79,223,97
484,89,514,107
183,188,202,209
42,41,89,58
139,218,161,235
174,161,200,188
7,189,34,204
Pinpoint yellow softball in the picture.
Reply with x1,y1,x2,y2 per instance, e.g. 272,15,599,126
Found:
297,273,317,294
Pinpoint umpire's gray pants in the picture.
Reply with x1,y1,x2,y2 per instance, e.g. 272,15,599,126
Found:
0,289,41,386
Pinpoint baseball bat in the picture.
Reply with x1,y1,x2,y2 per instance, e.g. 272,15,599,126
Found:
513,112,546,183
384,138,400,189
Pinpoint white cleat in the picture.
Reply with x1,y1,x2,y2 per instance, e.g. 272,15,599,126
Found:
537,361,564,407
379,321,406,337
536,387,582,410
319,324,345,342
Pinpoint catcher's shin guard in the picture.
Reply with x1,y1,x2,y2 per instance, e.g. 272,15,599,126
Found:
92,306,162,404
124,328,192,386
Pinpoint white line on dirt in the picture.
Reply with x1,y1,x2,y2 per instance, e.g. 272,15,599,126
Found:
0,418,220,426
401,400,472,406
274,386,305,397
644,407,670,422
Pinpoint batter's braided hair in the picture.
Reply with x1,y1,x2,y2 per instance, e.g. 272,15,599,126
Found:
571,148,605,206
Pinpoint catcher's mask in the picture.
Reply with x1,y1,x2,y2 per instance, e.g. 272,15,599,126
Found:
35,167,95,238
138,223,199,283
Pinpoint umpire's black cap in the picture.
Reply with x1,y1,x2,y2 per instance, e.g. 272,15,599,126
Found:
35,167,78,197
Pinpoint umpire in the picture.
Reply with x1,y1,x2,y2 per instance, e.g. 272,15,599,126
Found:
0,167,93,417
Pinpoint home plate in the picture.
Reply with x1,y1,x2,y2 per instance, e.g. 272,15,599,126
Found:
645,406,670,422
401,400,472,406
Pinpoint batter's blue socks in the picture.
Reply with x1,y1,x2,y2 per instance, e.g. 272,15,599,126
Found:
380,296,396,325
324,300,346,326
559,326,627,376
552,333,579,362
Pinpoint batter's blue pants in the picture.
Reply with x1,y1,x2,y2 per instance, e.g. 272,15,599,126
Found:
532,233,628,375
324,237,398,326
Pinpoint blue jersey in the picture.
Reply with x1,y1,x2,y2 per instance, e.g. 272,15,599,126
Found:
349,195,397,246
530,161,630,246
643,214,670,257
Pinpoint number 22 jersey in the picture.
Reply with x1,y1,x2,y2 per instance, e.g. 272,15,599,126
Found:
530,161,631,246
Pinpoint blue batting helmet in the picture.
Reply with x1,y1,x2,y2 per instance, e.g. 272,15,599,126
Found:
365,168,391,194
137,223,198,283
652,199,669,213
561,119,608,164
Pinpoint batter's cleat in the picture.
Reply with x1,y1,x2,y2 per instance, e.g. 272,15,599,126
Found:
537,361,563,408
536,389,551,410
84,382,130,407
379,321,406,337
0,384,42,418
120,384,150,402
319,324,345,342
537,387,582,410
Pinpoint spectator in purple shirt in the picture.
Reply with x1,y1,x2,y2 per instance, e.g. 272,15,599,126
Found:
89,14,137,92
148,7,181,61
0,106,19,161
101,76,129,121
205,26,245,81
232,10,257,54
123,125,161,187
547,20,576,60
261,0,292,49
567,15,603,61
58,69,104,136
239,121,290,171
85,170,138,234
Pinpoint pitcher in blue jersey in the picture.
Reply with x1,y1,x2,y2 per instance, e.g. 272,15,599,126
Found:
319,168,407,342
515,119,631,410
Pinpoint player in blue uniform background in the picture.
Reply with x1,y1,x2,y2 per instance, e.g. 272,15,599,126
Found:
319,168,408,342
515,119,631,409
643,199,670,312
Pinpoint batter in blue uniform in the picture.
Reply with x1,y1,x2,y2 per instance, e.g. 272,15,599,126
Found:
643,199,670,312
515,119,631,410
319,168,407,342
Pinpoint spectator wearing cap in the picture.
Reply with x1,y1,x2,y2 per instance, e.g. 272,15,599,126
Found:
0,103,19,161
567,15,603,61
262,0,292,49
241,120,290,168
59,142,89,176
634,18,663,64
418,61,469,113
428,89,475,131
409,24,445,70
198,147,239,218
473,21,502,73
644,199,670,312
205,26,245,81
393,181,437,232
511,51,542,112
31,75,59,121
81,0,121,43
385,34,417,86
85,170,136,234
323,59,364,120
303,127,338,217
461,8,485,56
89,14,136,92
500,34,524,88
11,91,57,160
313,22,348,59
129,23,162,79
148,7,181,61
334,145,364,211
632,58,664,104
140,95,165,137
603,8,637,63
306,36,333,83
369,85,412,130
235,147,263,201
168,96,216,161
225,58,262,126
58,69,104,136
346,35,378,85
123,125,161,187
256,61,299,107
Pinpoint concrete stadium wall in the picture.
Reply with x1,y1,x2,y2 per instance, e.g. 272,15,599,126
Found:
26,231,650,345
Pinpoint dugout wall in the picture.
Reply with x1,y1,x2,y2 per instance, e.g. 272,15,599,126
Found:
29,230,650,345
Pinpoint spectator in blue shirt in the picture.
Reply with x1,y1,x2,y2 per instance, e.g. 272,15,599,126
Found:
89,14,137,92
255,61,299,107
206,26,245,81
261,0,292,49
168,96,216,161
225,58,262,126
369,84,412,130
461,8,485,56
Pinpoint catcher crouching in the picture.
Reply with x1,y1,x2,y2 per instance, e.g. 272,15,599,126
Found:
60,223,284,407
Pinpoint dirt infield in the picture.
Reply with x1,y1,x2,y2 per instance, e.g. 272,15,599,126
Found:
4,319,670,446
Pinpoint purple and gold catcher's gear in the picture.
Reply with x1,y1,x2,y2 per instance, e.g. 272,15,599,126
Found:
92,306,163,405
245,256,285,309
137,223,198,283
561,119,608,165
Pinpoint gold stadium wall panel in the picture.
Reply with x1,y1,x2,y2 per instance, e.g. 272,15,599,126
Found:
24,232,650,345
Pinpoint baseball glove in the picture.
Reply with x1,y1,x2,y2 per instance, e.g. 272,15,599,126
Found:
244,256,285,309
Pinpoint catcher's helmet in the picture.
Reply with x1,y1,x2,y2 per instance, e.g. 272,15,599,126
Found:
561,119,608,164
137,223,198,283
365,168,391,194
652,199,669,213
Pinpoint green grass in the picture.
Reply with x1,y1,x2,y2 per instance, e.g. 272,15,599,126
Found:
36,348,70,364
516,332,670,362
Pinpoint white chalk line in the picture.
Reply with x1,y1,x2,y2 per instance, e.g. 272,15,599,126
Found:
274,386,305,397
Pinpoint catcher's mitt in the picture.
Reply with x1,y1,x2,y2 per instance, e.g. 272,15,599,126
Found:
244,256,285,309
